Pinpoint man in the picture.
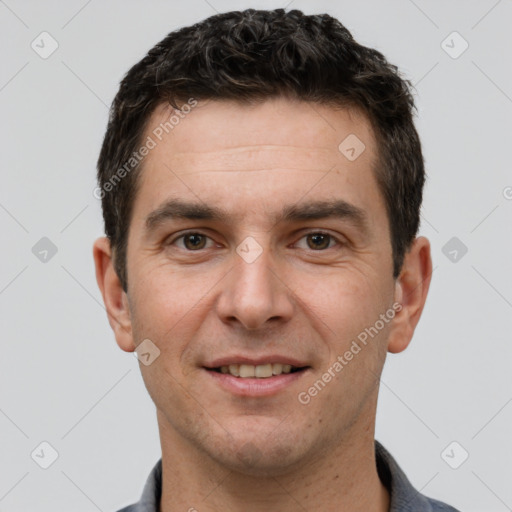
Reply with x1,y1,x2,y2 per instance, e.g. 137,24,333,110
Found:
93,8,460,512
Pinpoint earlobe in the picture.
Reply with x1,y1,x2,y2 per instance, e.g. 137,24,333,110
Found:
387,236,432,354
93,237,135,352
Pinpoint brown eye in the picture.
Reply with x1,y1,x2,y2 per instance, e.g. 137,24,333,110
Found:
168,232,213,251
182,233,208,250
305,233,333,250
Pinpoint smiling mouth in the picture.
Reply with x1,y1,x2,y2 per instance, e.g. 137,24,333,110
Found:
207,363,309,378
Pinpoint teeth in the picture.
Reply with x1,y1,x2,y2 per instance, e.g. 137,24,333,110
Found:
239,364,255,378
218,363,298,378
255,364,272,378
272,363,283,375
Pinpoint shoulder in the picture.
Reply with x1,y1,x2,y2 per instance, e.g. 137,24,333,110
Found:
113,458,162,512
375,440,461,512
424,497,461,511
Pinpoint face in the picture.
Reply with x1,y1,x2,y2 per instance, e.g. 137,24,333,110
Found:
95,97,427,477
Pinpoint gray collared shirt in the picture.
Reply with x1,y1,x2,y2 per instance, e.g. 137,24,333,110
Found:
116,440,460,511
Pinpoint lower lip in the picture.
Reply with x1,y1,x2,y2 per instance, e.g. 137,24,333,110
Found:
205,369,308,397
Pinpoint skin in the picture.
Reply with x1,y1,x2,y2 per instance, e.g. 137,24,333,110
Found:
94,96,432,511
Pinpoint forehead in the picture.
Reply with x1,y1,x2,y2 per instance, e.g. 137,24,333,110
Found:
131,97,384,230
145,97,376,167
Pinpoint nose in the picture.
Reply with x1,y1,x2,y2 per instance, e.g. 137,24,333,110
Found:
215,240,294,330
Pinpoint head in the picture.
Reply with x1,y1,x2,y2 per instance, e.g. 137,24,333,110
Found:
94,9,431,476
97,8,425,292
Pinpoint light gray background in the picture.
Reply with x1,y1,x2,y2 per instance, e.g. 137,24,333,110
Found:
1,1,511,511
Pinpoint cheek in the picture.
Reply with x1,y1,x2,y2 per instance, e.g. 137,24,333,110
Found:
293,267,393,393
128,273,204,413
294,268,388,338
131,262,198,318
128,268,203,362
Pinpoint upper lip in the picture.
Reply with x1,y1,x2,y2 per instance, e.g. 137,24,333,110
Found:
204,355,309,368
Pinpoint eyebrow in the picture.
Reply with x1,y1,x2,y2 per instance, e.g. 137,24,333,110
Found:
144,198,369,233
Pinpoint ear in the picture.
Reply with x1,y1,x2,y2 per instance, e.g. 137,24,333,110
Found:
387,236,432,354
93,236,135,352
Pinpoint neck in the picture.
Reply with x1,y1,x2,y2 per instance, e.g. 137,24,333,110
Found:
157,400,389,512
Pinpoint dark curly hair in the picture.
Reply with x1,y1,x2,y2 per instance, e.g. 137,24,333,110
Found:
97,8,425,292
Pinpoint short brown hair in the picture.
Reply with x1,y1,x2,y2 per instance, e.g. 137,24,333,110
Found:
97,8,425,292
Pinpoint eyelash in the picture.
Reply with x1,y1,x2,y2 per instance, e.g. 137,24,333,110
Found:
167,230,344,252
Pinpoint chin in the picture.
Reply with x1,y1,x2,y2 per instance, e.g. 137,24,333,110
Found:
205,428,308,477
218,445,301,478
